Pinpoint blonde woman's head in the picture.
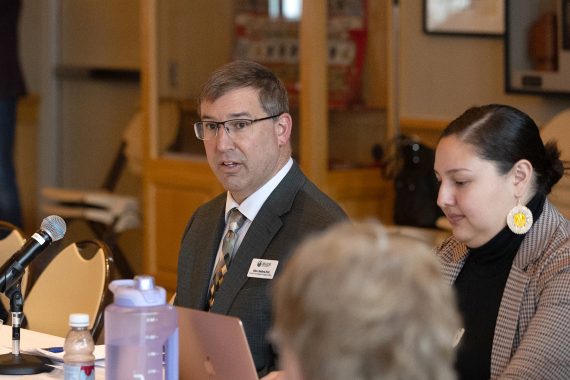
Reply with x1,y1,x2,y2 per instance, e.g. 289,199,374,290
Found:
271,220,460,380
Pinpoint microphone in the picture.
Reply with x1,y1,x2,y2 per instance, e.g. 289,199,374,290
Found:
0,215,66,294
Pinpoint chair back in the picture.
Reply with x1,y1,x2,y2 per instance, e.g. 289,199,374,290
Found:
0,221,29,316
24,239,112,340
541,109,570,218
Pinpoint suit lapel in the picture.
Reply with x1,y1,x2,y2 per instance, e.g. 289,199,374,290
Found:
209,214,283,314
439,239,469,285
210,162,306,314
188,200,226,310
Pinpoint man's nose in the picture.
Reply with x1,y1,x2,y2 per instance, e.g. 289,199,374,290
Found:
215,124,234,149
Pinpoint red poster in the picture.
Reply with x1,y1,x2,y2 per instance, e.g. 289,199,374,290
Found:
234,0,368,109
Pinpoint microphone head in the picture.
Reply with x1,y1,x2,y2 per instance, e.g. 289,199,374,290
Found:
41,215,66,242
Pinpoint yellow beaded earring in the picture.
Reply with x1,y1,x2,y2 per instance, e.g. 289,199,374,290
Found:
507,199,533,234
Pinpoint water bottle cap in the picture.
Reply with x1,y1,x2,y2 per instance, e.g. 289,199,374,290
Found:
69,313,89,327
109,275,166,307
135,275,155,290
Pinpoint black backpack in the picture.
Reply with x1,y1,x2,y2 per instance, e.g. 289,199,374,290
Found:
382,135,443,228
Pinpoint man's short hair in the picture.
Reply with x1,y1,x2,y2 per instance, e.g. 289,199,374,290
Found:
272,220,460,380
198,60,289,117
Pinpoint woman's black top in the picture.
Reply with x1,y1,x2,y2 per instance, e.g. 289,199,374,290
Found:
454,194,545,380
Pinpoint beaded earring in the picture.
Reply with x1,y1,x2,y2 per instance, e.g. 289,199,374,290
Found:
506,199,533,234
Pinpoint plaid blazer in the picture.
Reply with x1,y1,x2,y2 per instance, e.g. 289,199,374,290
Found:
437,200,570,379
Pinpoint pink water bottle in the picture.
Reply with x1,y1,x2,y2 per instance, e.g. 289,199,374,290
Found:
64,313,95,380
104,275,178,380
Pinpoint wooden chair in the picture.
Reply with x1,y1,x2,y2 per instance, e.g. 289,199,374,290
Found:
541,109,570,219
0,221,29,320
23,239,113,340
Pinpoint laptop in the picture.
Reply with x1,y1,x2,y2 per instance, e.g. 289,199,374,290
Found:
176,306,259,380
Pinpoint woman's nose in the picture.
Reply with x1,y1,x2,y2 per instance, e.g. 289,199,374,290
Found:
437,183,453,208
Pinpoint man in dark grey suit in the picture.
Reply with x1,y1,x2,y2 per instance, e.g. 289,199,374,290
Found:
174,60,347,377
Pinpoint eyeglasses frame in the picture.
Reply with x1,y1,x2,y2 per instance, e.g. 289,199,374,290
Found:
194,113,283,141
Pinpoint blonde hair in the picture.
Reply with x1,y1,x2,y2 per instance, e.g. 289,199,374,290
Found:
272,220,460,380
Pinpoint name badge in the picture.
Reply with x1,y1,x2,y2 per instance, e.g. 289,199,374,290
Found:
247,259,279,279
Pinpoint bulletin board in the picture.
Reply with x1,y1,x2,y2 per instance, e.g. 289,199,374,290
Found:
233,0,368,109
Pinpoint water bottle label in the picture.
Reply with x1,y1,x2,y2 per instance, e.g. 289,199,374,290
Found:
64,363,95,380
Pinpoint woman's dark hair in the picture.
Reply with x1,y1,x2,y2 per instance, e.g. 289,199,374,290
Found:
440,104,566,195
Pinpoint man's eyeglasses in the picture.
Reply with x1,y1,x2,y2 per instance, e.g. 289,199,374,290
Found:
194,114,282,141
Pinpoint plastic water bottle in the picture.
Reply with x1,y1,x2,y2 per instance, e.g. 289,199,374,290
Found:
105,275,178,380
63,313,95,380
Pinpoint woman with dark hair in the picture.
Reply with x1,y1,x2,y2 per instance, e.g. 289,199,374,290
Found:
434,104,570,379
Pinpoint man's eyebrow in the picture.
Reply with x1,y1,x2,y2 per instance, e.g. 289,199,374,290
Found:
201,112,252,121
227,112,252,119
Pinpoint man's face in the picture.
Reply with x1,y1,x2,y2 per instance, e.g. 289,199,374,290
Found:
200,87,291,203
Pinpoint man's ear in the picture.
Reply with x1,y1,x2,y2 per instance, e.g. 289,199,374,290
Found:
276,113,292,145
512,159,533,198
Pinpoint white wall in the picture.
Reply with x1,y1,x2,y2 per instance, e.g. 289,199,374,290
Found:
16,0,143,273
399,1,570,126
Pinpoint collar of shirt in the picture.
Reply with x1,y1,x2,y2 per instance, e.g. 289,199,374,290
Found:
209,158,293,281
225,157,293,222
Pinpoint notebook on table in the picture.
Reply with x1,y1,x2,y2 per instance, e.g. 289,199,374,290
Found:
176,306,259,380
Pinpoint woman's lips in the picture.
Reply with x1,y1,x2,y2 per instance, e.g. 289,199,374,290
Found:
446,213,464,225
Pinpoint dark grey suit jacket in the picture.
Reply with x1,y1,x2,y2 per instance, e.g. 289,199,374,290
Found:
175,162,347,375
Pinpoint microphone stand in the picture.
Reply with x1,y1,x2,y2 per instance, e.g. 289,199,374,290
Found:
0,284,52,374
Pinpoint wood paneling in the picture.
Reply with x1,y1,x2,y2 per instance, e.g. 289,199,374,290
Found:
141,0,393,293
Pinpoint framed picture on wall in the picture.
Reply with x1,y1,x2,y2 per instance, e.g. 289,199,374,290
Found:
423,0,505,37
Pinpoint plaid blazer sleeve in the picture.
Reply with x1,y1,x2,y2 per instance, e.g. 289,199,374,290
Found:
497,203,570,379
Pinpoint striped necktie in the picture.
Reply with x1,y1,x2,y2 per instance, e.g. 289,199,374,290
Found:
208,208,246,309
